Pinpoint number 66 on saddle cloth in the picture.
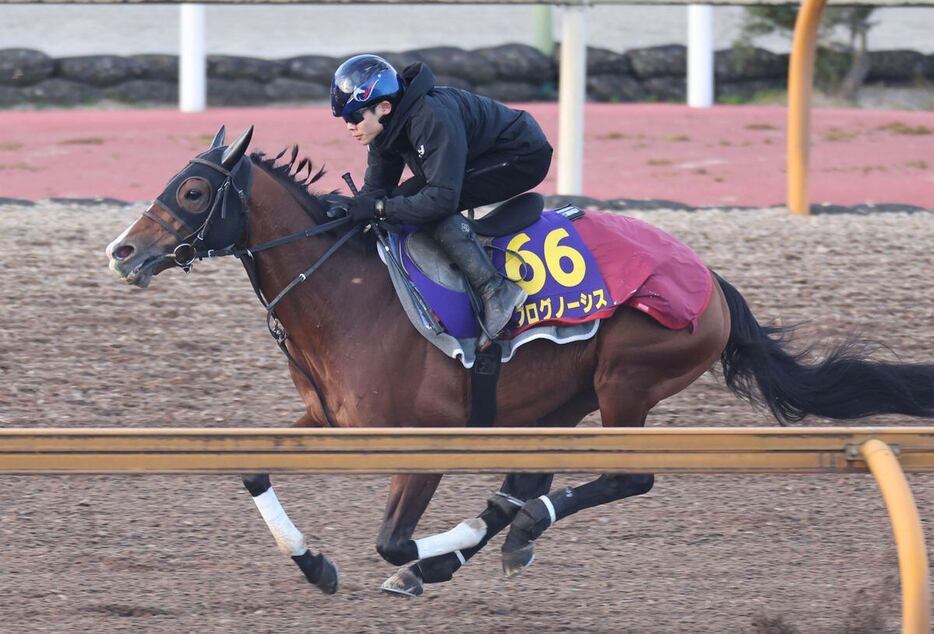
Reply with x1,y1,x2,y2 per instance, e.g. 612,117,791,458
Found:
384,208,714,368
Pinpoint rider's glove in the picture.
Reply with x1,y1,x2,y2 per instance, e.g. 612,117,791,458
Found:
324,194,384,222
347,195,378,222
324,194,353,218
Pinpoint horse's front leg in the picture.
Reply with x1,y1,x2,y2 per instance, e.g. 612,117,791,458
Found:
376,471,491,581
381,473,553,597
240,413,339,594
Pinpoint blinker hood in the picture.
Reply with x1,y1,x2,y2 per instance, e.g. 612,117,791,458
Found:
156,145,254,251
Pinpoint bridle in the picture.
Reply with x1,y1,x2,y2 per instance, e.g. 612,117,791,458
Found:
143,157,252,270
147,153,362,428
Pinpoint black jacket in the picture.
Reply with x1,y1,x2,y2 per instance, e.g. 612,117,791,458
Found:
362,63,550,224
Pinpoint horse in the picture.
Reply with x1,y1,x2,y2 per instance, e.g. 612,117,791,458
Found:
105,126,934,598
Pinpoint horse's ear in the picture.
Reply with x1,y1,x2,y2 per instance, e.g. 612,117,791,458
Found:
210,125,226,149
221,126,253,169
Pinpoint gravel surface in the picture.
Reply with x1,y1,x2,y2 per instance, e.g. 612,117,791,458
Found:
0,202,932,633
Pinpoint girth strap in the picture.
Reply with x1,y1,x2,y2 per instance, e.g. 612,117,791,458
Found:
467,342,502,427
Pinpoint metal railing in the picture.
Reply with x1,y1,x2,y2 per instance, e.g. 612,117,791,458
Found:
0,426,929,632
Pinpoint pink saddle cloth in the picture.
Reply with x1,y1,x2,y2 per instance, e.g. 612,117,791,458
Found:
572,211,713,332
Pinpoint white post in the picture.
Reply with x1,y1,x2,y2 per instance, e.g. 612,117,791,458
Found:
179,4,207,113
687,4,714,108
557,5,587,196
532,5,554,57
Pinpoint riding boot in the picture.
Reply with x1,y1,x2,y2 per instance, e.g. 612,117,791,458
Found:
433,214,527,342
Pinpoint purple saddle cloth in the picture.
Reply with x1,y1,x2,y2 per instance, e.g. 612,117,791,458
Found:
397,210,609,339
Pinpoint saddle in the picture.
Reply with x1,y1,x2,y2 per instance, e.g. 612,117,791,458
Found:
468,192,545,237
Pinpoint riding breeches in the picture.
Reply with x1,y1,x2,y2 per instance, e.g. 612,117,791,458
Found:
392,145,553,214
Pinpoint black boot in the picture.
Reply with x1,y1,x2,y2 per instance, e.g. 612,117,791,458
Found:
434,215,527,341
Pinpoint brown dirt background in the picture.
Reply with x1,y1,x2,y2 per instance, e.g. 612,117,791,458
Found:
0,203,932,633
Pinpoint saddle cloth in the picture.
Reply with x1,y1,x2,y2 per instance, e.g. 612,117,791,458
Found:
380,208,713,369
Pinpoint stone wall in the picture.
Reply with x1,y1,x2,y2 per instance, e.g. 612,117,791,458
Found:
1,44,932,108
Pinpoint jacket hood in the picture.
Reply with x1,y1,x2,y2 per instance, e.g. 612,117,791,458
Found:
376,62,436,147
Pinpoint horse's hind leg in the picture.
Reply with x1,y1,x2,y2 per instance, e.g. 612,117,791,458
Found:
501,296,730,576
241,412,339,594
381,473,553,597
501,342,655,576
500,412,654,577
501,466,655,576
500,369,686,576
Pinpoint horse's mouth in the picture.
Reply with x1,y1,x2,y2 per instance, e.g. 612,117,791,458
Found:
111,254,173,288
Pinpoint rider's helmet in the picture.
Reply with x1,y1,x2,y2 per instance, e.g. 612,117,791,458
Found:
330,55,403,123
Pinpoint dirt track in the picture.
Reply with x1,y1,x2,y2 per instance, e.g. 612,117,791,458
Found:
0,202,932,633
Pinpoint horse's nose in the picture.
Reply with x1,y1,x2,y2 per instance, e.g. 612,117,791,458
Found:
112,243,135,261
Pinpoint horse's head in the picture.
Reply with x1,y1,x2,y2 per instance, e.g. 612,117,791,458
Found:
106,125,255,288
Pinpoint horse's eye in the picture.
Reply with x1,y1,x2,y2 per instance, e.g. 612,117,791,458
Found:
176,177,211,212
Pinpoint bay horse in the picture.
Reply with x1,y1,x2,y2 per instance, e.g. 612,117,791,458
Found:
106,127,934,598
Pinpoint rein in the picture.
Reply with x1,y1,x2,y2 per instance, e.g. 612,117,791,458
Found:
160,155,361,428
236,222,360,430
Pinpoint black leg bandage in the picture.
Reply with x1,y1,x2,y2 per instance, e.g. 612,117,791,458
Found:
504,474,654,553
548,474,655,522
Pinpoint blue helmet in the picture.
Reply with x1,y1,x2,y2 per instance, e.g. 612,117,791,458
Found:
331,55,402,123
330,55,403,122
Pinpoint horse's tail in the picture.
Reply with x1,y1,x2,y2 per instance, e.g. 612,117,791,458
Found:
713,272,934,425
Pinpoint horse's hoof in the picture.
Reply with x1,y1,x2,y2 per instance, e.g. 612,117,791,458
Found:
502,544,535,578
381,566,424,598
314,555,340,595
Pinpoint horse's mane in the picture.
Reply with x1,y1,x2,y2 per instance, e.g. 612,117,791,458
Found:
249,147,373,250
250,147,329,221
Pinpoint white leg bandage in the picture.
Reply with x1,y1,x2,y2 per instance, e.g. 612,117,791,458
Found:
414,518,487,560
538,495,557,525
251,487,307,557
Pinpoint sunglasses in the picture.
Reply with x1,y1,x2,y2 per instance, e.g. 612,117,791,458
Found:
342,106,374,125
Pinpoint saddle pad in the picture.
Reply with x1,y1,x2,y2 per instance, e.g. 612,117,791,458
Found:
381,209,712,368
560,211,713,333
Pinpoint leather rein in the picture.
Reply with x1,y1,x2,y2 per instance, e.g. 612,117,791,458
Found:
150,156,362,428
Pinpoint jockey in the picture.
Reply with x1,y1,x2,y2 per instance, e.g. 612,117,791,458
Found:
329,54,553,345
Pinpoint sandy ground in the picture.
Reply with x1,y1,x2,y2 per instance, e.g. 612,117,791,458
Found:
0,201,933,632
